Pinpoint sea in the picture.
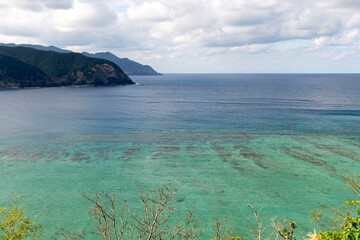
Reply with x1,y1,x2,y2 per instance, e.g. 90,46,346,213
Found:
0,74,360,238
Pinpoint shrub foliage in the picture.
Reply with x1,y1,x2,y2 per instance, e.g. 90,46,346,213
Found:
0,194,42,239
1,173,359,239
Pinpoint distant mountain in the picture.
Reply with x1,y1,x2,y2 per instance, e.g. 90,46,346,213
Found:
1,43,161,76
0,43,71,53
82,52,161,76
0,46,134,88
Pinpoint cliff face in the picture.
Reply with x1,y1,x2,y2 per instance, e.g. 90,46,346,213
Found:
0,46,134,88
50,63,134,86
90,63,125,85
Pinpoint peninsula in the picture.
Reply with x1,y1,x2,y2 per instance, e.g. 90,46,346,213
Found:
0,46,134,88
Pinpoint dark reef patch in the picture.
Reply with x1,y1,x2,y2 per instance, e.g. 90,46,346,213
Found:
151,146,180,160
30,152,46,161
312,142,360,162
124,148,140,156
70,152,90,162
0,150,29,162
94,153,109,160
212,144,248,171
186,145,196,153
155,146,180,152
239,146,268,169
212,145,232,162
293,146,323,157
349,142,360,149
230,161,244,171
151,152,162,160
283,148,326,166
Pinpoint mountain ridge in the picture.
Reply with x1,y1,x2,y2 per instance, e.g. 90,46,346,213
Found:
0,46,134,88
0,43,161,76
82,51,161,76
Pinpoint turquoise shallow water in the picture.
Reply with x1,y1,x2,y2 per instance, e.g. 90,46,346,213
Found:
0,74,360,238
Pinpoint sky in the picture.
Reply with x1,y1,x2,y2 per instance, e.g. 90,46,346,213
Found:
1,0,360,73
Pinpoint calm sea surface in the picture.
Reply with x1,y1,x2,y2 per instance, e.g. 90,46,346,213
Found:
0,74,360,238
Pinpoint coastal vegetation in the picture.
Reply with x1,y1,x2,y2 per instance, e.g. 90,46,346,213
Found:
1,174,359,239
0,46,134,88
0,54,50,88
0,194,42,239
0,43,161,76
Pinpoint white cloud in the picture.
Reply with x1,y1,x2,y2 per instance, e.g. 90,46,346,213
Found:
0,0,74,11
313,29,360,48
2,0,360,72
229,43,274,53
126,2,173,22
52,0,117,31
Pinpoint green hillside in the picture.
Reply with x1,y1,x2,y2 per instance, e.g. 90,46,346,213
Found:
0,46,134,88
0,43,160,75
0,54,51,88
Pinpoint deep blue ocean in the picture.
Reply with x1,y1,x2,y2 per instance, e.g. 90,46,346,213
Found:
1,74,360,136
0,74,360,238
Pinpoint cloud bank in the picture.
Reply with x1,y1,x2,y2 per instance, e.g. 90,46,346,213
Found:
1,0,360,72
